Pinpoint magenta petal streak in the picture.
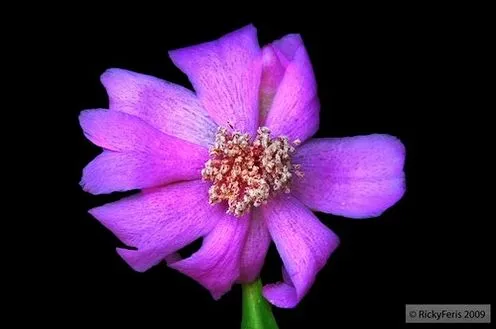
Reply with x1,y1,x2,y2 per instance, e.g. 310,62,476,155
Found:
168,214,250,300
101,68,217,147
292,135,406,218
89,181,222,272
238,208,271,283
79,110,208,194
169,25,262,135
261,194,340,308
262,34,319,143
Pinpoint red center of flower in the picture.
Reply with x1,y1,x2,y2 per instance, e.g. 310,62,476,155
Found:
202,127,303,216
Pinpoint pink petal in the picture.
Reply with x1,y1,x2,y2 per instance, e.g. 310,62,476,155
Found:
81,151,199,195
101,68,217,147
79,110,207,194
292,135,406,219
88,180,221,272
272,34,304,65
168,215,250,300
261,194,340,308
238,208,271,283
169,24,262,135
263,34,319,143
259,45,285,122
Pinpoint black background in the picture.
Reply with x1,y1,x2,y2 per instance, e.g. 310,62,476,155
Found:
40,6,492,328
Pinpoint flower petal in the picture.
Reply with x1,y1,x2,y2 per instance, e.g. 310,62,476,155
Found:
79,110,208,194
292,135,406,219
263,34,319,143
88,180,221,272
238,208,271,283
101,68,217,147
168,214,250,300
261,194,340,308
169,24,262,135
272,34,304,65
81,151,199,194
259,45,285,121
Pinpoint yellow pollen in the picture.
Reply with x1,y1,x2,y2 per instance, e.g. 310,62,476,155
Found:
201,127,304,217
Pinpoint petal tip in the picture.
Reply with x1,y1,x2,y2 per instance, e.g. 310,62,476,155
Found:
224,23,258,41
100,68,120,85
79,108,106,128
78,109,90,125
329,230,341,252
116,248,148,272
168,23,259,61
87,206,102,219
240,23,257,36
262,283,298,309
272,33,305,63
100,67,120,78
80,167,106,195
211,287,231,301
79,179,94,194
373,133,406,158
278,33,303,45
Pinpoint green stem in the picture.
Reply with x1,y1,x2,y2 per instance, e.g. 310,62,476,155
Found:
241,278,279,329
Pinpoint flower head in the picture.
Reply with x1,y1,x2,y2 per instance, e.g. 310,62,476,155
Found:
80,24,405,308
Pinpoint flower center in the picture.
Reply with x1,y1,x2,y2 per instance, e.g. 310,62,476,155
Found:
202,127,303,216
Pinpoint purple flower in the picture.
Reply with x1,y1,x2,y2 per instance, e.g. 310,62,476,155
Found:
80,24,406,308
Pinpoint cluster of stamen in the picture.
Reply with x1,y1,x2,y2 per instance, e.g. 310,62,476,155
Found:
201,126,303,216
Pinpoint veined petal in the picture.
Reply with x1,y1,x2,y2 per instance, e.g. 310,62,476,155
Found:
260,194,340,308
79,110,208,193
272,34,304,65
238,208,271,283
259,45,285,122
168,214,250,300
101,68,217,147
292,135,406,219
80,151,204,195
262,34,319,143
169,24,262,135
88,180,221,272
